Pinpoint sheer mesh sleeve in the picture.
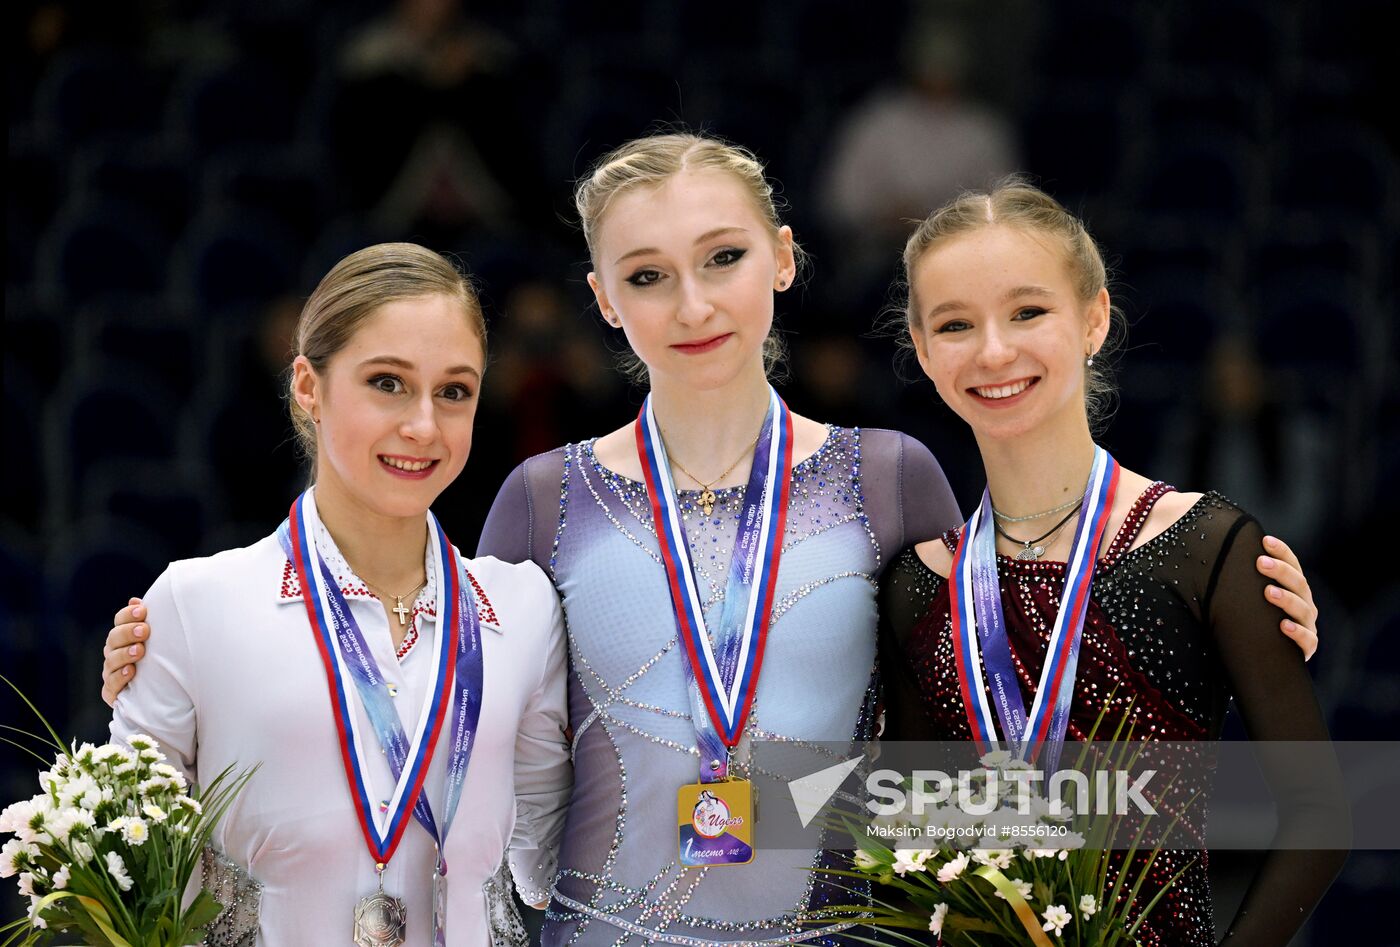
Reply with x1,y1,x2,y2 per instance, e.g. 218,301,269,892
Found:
476,448,567,571
859,429,961,574
1204,512,1349,945
876,548,943,742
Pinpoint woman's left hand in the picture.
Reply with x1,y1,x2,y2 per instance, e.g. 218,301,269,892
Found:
1257,535,1319,660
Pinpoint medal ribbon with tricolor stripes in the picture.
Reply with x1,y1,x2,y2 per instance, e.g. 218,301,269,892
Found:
636,386,793,759
287,490,469,869
949,446,1120,768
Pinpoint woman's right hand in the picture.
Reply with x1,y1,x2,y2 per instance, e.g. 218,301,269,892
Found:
101,597,148,707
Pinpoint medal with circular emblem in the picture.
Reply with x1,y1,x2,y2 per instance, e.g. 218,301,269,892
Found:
354,888,407,947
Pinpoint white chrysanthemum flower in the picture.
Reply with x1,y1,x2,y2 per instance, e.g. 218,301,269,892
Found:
46,808,80,843
892,848,933,876
929,903,948,935
70,839,95,864
27,896,48,930
936,851,970,883
126,734,156,752
17,871,36,898
112,761,137,777
970,848,1014,869
994,877,1034,902
979,750,1012,767
1079,894,1098,920
138,746,165,763
93,745,125,763
1042,904,1071,936
0,800,33,835
142,802,168,823
120,817,149,846
177,797,202,815
0,838,37,878
852,849,879,870
52,865,70,890
104,851,133,892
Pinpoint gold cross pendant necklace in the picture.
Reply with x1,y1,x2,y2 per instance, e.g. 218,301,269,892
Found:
666,432,763,517
360,577,427,626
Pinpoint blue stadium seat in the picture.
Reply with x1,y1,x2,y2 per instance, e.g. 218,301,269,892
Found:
1275,126,1396,217
171,62,304,158
172,212,300,311
201,147,330,245
1037,2,1154,84
70,141,194,244
35,199,170,308
1164,2,1281,81
4,362,45,534
81,461,220,560
1020,85,1128,202
1124,270,1231,365
1135,132,1261,225
33,49,172,149
42,516,172,643
1254,272,1367,373
73,296,201,400
42,371,179,525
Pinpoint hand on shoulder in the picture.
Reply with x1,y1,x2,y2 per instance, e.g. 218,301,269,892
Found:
913,538,953,579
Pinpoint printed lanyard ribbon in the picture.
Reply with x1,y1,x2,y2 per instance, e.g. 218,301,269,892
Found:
283,490,482,946
636,386,793,782
948,447,1120,770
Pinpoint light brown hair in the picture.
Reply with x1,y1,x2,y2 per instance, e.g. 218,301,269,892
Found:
901,176,1122,428
574,132,802,383
290,242,486,467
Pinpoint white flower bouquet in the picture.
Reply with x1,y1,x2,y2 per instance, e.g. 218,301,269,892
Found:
815,707,1197,945
1,677,254,946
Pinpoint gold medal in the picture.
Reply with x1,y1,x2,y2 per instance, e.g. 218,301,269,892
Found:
677,779,755,867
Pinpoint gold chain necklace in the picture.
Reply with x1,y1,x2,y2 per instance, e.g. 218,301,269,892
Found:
358,575,427,626
664,431,762,517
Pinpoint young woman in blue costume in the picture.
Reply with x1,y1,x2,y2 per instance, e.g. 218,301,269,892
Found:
100,136,1320,946
876,181,1342,946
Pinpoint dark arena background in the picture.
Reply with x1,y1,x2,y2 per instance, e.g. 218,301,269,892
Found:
4,0,1395,941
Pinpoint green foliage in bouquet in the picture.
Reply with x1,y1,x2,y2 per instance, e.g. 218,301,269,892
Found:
811,700,1198,946
0,676,256,946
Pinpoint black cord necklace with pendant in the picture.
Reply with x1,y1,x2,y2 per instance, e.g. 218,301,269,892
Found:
993,500,1085,561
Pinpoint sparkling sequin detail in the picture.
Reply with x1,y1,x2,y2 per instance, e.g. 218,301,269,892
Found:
201,847,261,946
888,488,1264,946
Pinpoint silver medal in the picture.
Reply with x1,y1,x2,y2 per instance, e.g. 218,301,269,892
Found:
354,890,407,947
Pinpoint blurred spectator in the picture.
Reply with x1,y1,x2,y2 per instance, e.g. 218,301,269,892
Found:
332,0,538,241
206,295,305,527
445,279,628,537
1157,334,1328,557
816,17,1019,295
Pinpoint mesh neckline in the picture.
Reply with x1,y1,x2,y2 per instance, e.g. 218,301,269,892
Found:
934,482,1207,573
581,423,839,494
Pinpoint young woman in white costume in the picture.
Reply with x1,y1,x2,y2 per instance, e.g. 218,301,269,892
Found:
107,243,570,946
102,135,1319,946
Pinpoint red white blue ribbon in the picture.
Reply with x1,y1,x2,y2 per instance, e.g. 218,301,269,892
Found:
284,489,481,900
949,447,1120,768
636,387,793,775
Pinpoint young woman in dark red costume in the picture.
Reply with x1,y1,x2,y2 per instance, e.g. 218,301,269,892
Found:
879,180,1343,946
